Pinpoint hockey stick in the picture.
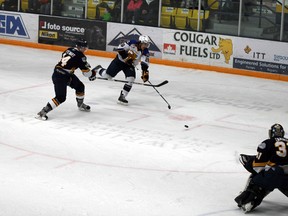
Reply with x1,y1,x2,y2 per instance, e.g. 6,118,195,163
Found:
96,77,168,87
148,80,171,109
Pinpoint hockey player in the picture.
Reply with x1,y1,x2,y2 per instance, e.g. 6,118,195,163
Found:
93,35,150,104
235,123,288,212
36,39,97,120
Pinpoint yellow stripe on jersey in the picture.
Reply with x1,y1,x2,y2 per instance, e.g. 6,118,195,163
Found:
81,69,90,72
252,161,267,167
267,161,276,166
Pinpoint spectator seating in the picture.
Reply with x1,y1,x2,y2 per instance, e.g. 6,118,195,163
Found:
160,6,176,28
21,0,28,11
174,8,190,29
87,0,115,20
87,0,97,19
207,0,219,10
188,9,209,31
96,0,115,20
162,0,170,6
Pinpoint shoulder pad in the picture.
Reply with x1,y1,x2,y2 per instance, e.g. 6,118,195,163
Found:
142,48,150,56
276,137,288,142
128,39,138,46
258,141,266,150
117,42,129,50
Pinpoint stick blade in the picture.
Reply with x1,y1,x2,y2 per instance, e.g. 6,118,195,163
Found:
154,80,169,87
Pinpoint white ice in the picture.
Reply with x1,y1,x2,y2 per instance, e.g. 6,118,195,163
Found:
1,44,288,216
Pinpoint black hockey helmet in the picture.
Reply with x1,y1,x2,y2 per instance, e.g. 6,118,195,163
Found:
269,123,285,138
76,38,88,48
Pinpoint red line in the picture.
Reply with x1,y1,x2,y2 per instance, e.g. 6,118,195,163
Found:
14,153,34,160
0,141,245,174
54,161,76,169
0,82,50,95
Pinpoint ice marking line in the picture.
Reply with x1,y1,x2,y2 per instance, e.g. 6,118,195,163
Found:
196,208,240,216
188,123,255,132
54,161,77,169
0,141,245,174
14,153,34,160
216,115,266,129
214,114,235,121
0,82,50,95
168,114,195,121
206,124,254,132
105,108,150,123
126,114,149,123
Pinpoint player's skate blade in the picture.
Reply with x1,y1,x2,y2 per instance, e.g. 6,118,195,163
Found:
35,109,48,120
35,114,48,121
78,103,91,112
241,202,253,213
118,91,128,105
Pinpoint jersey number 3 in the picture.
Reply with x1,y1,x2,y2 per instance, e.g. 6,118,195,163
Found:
275,141,287,157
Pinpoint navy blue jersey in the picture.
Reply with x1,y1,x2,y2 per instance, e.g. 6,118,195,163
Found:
56,48,91,74
253,137,288,170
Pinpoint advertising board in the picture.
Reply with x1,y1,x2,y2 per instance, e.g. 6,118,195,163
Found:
1,11,288,76
106,23,163,59
233,37,288,74
161,29,234,68
38,16,107,50
0,12,38,42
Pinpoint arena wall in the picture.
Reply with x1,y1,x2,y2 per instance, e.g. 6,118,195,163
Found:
1,11,288,81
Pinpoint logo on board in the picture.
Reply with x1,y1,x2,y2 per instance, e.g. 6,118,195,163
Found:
0,13,29,38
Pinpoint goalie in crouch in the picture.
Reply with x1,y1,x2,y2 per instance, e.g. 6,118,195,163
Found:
93,35,150,104
235,123,288,213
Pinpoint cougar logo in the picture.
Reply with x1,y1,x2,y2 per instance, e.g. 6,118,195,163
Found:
211,38,233,64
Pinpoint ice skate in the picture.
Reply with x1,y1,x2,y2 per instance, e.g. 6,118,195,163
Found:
78,102,91,112
35,108,48,121
92,65,103,74
241,202,254,213
76,98,91,112
118,91,128,105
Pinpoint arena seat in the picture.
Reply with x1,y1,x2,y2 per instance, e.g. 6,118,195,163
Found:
162,0,170,6
21,0,28,12
160,6,176,28
188,9,210,31
174,8,190,29
207,0,219,10
87,0,115,20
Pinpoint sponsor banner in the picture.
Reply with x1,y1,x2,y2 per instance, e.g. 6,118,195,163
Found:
233,37,288,74
0,12,38,42
162,29,234,67
106,23,162,58
38,16,107,50
234,58,288,74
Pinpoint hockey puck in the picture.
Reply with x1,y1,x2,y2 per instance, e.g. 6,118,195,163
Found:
184,125,189,128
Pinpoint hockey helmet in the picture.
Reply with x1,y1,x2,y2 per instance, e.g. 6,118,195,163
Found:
76,38,88,48
138,35,150,47
269,123,285,138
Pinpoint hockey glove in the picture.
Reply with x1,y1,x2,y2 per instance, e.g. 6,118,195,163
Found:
124,50,137,63
141,70,149,82
239,154,257,175
89,68,97,81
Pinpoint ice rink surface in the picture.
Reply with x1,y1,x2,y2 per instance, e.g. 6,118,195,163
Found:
1,44,288,216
